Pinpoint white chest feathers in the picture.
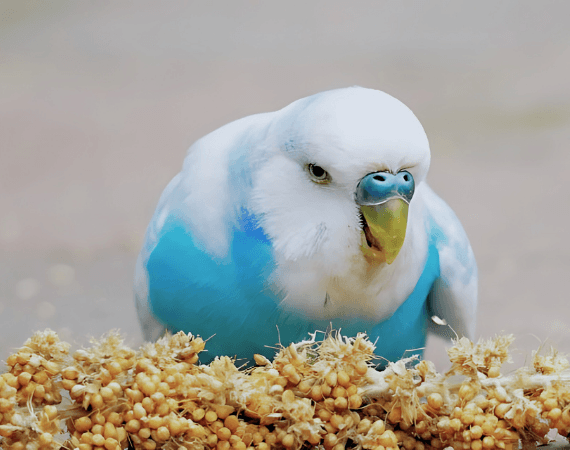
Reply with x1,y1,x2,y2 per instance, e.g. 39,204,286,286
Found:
273,202,429,322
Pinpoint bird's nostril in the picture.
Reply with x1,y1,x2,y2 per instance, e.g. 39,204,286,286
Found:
373,175,386,182
403,174,410,182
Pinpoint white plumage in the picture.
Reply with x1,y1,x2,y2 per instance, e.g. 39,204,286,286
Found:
135,86,477,363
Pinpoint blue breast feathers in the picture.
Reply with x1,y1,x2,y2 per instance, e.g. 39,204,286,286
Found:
146,210,441,365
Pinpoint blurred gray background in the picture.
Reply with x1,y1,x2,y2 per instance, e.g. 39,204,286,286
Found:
1,1,569,371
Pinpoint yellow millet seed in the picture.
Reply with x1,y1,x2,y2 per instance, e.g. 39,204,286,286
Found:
427,393,444,410
369,419,386,435
4,373,19,388
282,389,296,404
334,396,348,410
561,408,570,425
450,418,462,431
459,383,477,402
140,380,157,396
17,372,32,386
482,436,495,449
217,426,232,441
330,414,344,429
143,439,157,450
473,414,485,427
337,370,351,387
282,433,296,448
378,430,398,448
33,383,46,398
139,427,151,439
142,396,155,413
150,391,165,404
326,371,338,387
108,412,123,427
133,403,146,419
192,408,205,421
107,361,122,376
205,410,218,423
104,422,118,440
251,432,263,445
39,432,53,445
347,384,358,396
324,433,339,447
43,404,58,420
61,380,76,391
548,408,562,421
355,360,368,376
90,393,104,409
308,432,322,445
297,379,313,393
471,440,483,450
544,398,559,411
100,368,112,386
155,425,170,441
125,419,141,433
282,364,301,384
169,417,188,436
234,441,247,450
206,433,219,447
107,381,122,396
332,385,347,399
75,416,92,433
494,403,511,419
348,393,362,409
317,407,332,422
461,411,475,425
148,415,164,429
217,440,231,450
100,386,114,401
156,402,170,416
32,370,49,384
224,415,240,433
92,434,106,447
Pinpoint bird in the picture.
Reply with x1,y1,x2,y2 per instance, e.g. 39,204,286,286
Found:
134,86,477,365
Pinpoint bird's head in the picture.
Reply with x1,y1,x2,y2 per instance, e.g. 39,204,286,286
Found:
250,87,430,272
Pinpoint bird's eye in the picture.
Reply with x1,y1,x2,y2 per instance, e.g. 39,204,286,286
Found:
307,164,331,183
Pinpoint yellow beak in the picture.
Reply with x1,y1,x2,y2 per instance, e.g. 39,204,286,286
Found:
360,198,409,265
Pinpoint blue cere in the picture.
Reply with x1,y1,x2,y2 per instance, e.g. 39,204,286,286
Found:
356,171,415,205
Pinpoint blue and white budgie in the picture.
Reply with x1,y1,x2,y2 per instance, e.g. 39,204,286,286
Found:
134,87,477,364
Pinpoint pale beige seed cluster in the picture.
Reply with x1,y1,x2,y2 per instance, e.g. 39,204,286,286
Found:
0,330,569,450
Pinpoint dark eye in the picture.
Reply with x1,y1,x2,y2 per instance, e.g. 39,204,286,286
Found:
307,164,331,183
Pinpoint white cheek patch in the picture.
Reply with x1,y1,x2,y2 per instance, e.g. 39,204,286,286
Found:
251,156,362,269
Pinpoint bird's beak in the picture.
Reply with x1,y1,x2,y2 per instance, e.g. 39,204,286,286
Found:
356,171,415,265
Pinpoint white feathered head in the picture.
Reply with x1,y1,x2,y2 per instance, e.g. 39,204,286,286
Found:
250,87,430,274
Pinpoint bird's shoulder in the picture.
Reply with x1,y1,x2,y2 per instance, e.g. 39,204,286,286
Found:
419,183,476,275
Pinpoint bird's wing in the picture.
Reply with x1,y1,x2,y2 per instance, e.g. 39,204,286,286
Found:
133,113,287,356
134,172,184,342
422,184,478,340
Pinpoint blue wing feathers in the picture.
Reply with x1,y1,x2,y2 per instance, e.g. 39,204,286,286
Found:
423,186,478,339
146,211,282,361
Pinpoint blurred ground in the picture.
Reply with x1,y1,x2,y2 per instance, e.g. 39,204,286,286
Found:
1,1,569,372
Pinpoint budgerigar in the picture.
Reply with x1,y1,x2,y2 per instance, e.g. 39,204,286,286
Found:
134,87,477,364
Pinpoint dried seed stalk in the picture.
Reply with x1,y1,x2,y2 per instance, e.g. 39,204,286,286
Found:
0,330,568,450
